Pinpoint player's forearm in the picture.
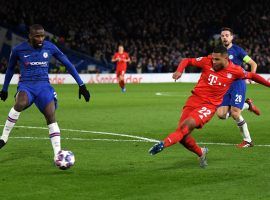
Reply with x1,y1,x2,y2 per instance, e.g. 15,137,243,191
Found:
247,72,270,87
59,56,84,85
176,58,192,73
2,67,15,91
250,61,257,73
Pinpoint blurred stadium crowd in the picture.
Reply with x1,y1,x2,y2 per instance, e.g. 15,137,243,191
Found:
1,0,270,73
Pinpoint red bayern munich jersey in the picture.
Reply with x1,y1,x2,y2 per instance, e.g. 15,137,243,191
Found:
113,52,130,71
177,56,248,106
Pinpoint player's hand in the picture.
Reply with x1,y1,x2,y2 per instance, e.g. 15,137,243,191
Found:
0,90,8,101
79,84,90,102
172,71,182,81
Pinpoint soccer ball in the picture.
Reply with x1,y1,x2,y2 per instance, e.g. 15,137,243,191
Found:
54,150,75,170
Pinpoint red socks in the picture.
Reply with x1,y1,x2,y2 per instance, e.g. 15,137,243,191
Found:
119,80,125,89
163,124,202,157
163,125,189,147
164,131,184,147
180,135,202,157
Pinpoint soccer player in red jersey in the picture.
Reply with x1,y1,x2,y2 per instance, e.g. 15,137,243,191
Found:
111,45,130,92
149,45,270,168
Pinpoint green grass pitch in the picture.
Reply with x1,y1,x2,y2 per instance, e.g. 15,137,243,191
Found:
0,83,270,200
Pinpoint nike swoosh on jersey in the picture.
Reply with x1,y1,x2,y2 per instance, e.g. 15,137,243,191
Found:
24,55,31,58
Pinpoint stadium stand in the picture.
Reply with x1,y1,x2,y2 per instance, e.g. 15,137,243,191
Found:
0,0,270,73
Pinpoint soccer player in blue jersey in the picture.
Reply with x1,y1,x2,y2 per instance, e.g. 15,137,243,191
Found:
0,24,90,159
216,27,260,148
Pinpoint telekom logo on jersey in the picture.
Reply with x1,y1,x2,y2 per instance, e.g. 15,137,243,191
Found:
208,74,218,85
24,61,48,67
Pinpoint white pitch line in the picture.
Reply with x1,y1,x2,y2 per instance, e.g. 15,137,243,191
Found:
8,137,270,147
9,136,149,143
1,125,270,147
0,125,159,143
198,142,270,147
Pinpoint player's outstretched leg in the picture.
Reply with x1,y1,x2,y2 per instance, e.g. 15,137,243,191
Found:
244,98,261,116
199,147,208,168
149,141,164,155
0,107,21,149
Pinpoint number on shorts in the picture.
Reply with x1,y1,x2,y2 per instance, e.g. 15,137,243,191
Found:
235,94,242,103
198,107,211,118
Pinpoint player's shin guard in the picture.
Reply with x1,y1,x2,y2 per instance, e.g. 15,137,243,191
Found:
0,107,21,143
180,135,203,157
235,115,252,142
48,122,61,156
164,131,183,147
164,125,189,148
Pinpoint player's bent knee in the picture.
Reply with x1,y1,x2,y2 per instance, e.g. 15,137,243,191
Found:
179,118,196,133
216,112,226,119
216,108,228,119
14,101,28,112
230,108,241,119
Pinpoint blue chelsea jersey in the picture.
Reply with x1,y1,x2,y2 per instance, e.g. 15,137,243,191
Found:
227,44,248,67
10,41,64,82
3,40,83,91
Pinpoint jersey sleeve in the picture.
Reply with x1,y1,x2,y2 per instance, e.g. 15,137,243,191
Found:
52,44,84,86
2,48,18,91
235,67,248,79
238,47,249,63
176,57,209,73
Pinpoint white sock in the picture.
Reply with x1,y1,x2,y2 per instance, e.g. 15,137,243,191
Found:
235,115,252,142
1,107,21,143
48,122,61,156
242,102,249,111
225,112,231,119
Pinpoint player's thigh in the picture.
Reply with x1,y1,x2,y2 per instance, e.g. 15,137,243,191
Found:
216,106,230,119
116,70,125,80
179,104,216,129
14,89,34,111
34,85,57,113
230,106,242,120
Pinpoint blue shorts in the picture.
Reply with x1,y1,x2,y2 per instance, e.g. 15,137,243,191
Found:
219,79,246,109
17,81,57,112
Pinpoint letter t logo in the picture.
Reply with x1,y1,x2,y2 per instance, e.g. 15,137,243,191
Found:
208,74,218,85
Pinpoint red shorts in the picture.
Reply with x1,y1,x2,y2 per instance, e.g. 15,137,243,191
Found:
179,95,217,128
116,70,126,78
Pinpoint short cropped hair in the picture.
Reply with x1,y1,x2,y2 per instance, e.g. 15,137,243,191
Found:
221,27,233,35
29,24,44,32
213,45,228,54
